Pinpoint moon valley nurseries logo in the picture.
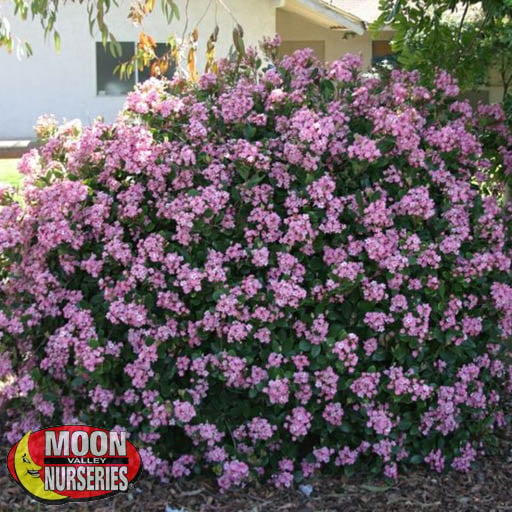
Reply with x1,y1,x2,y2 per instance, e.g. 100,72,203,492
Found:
6,425,142,504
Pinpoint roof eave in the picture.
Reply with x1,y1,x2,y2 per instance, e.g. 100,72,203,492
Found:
279,0,366,35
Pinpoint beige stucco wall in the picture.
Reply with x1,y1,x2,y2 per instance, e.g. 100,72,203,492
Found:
487,87,504,104
486,67,506,103
276,9,391,68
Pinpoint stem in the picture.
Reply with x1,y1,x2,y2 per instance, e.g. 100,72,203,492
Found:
195,0,214,28
500,61,512,99
180,0,191,45
213,0,239,25
452,2,470,72
456,2,470,46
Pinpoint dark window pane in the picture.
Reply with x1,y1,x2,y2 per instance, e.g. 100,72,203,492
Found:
96,42,136,96
138,43,177,83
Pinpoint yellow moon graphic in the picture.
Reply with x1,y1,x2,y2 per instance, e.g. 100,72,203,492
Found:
14,431,67,502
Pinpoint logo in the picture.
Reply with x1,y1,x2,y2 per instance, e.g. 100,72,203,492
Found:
6,425,142,505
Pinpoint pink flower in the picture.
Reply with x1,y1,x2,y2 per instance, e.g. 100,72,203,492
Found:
284,407,313,440
173,400,196,423
451,442,477,473
347,135,381,162
425,449,445,473
218,460,250,490
323,402,344,426
263,378,290,405
350,372,381,399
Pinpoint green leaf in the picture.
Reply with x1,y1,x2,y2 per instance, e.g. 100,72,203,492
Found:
238,166,249,180
282,334,294,356
246,174,264,188
171,1,180,20
71,376,85,388
43,391,57,402
298,339,310,352
372,350,386,361
244,124,257,140
320,78,335,100
212,288,226,301
399,418,412,431
361,484,393,492
409,454,423,464
54,31,60,52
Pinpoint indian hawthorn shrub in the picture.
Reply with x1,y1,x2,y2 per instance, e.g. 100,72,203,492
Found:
1,39,512,488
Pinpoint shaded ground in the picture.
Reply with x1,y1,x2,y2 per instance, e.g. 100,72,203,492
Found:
1,424,512,512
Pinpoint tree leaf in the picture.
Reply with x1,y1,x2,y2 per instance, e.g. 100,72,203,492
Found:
54,30,60,52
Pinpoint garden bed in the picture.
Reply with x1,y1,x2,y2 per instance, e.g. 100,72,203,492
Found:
2,49,512,510
1,417,511,512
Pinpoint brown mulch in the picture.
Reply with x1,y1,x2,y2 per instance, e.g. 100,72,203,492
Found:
1,429,512,512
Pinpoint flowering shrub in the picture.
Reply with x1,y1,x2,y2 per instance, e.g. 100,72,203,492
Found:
1,39,512,488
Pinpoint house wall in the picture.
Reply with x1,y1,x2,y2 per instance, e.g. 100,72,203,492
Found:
1,2,506,140
277,9,506,103
276,9,392,67
0,0,276,139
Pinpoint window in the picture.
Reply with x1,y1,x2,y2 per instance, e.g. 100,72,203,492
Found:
96,42,135,96
96,42,176,96
371,40,397,67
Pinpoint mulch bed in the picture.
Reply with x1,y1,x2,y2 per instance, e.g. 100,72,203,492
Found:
2,429,512,512
2,393,512,512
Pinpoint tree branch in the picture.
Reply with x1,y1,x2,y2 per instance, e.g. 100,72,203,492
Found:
456,2,470,46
